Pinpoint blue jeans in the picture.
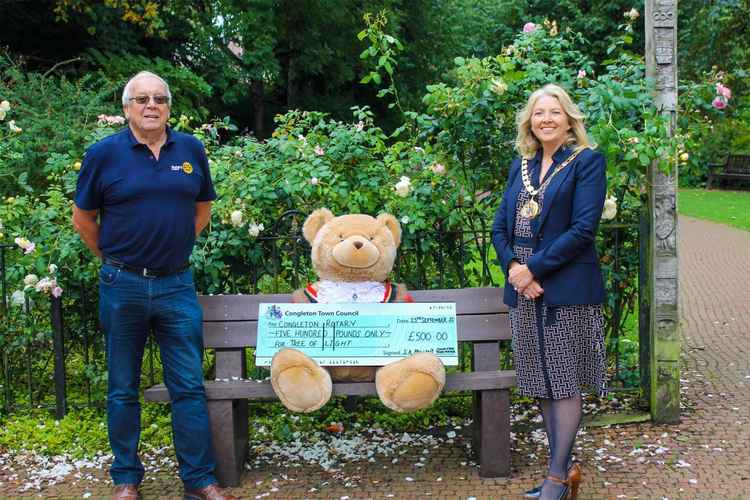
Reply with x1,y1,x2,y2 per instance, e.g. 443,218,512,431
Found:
99,264,217,490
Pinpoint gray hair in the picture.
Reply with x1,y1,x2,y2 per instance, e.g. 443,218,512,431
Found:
122,71,172,107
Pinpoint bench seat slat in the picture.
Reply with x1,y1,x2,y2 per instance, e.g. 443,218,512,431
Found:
199,287,507,321
144,370,516,402
202,313,511,348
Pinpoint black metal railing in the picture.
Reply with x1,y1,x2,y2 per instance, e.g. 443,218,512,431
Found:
0,218,640,417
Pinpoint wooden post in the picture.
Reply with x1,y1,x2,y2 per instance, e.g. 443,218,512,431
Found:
645,0,680,423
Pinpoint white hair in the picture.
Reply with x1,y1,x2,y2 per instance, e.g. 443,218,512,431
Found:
122,71,172,106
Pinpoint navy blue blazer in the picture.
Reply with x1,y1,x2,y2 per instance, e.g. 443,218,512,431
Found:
491,146,607,307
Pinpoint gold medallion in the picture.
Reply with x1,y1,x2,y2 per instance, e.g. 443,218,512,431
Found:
520,199,540,219
518,146,588,220
182,161,193,174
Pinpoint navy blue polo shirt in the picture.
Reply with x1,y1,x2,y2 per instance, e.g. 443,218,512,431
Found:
75,127,216,270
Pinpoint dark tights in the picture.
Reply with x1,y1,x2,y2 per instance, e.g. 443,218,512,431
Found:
539,393,582,500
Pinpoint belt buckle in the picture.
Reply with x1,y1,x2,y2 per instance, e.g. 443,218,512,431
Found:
142,268,158,278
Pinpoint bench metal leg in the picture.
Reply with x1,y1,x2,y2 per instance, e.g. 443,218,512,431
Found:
473,388,511,477
208,399,248,487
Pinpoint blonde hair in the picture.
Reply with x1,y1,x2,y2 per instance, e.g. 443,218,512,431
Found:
515,84,591,158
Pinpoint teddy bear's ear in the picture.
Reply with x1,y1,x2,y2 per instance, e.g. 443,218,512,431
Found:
376,213,401,247
303,208,335,244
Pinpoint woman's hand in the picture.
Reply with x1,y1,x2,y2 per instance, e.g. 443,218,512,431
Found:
520,280,544,299
508,263,534,291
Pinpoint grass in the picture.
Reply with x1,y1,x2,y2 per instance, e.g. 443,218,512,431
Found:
678,188,750,231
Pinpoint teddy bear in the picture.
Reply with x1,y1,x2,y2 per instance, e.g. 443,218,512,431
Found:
269,208,446,413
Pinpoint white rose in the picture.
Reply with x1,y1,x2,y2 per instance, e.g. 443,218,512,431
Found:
48,264,58,274
601,196,618,221
310,177,319,185
230,210,244,227
23,274,39,288
248,223,264,237
394,176,412,197
0,100,9,112
679,152,689,162
490,79,507,95
11,290,26,308
400,216,410,225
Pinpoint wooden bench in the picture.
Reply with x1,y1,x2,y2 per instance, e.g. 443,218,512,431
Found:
707,154,750,189
144,287,515,486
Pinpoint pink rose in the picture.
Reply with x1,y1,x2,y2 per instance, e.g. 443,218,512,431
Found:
577,69,587,79
430,162,446,175
712,96,727,110
523,22,537,33
716,83,732,100
52,286,63,298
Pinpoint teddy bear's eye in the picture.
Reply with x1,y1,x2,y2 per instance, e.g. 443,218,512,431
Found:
369,236,374,241
338,234,343,240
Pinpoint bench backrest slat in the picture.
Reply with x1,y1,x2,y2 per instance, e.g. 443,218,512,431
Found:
199,287,510,348
198,287,507,321
727,155,750,173
203,313,510,348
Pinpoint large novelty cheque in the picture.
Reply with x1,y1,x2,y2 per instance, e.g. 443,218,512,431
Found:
255,303,458,366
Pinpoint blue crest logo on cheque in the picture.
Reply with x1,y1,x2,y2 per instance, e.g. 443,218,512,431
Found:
266,305,283,320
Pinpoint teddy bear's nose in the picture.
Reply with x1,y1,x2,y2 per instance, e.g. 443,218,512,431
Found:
353,241,363,250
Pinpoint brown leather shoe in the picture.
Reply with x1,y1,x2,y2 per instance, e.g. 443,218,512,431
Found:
183,483,237,500
112,484,139,500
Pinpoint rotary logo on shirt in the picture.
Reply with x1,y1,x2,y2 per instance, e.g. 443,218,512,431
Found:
182,161,193,174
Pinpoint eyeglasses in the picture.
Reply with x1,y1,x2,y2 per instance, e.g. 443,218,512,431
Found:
128,95,169,105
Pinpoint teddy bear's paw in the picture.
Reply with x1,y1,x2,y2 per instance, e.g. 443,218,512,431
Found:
375,352,446,413
270,348,332,413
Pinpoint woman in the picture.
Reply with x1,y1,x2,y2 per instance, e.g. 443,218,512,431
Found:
491,84,607,500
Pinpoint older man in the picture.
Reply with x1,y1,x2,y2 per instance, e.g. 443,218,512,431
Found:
73,71,235,500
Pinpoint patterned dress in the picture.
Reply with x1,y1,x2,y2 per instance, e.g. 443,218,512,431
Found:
509,164,607,400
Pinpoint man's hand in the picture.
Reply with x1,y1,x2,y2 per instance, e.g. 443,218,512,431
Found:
72,206,102,257
195,201,211,236
508,262,534,291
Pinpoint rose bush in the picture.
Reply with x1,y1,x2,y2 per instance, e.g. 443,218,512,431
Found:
1,16,744,398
